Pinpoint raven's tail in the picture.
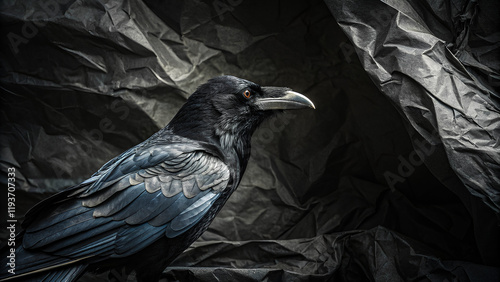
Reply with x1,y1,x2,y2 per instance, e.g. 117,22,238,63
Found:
0,264,88,282
1,242,88,282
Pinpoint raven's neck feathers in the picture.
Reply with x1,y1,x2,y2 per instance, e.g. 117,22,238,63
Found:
165,94,265,166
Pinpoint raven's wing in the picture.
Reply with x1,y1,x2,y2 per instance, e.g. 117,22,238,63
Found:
15,142,231,276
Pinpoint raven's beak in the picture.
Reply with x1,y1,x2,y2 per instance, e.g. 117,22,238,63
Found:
255,87,315,110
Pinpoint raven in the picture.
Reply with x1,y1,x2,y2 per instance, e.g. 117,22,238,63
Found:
0,75,315,281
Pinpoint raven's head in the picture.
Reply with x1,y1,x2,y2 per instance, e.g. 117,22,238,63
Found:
168,75,315,159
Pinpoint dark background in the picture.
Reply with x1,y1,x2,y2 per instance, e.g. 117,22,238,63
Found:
1,0,499,280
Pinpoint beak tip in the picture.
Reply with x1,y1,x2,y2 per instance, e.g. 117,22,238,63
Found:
257,88,316,111
285,90,315,110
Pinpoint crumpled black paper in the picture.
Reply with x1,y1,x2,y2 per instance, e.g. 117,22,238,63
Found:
325,0,500,214
1,0,499,281
164,226,500,281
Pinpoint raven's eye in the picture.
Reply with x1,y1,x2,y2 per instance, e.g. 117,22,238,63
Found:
243,90,251,99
